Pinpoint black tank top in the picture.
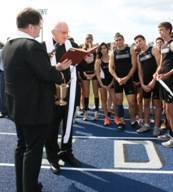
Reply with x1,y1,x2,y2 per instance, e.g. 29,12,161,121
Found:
138,47,157,84
114,46,131,77
160,39,173,74
100,60,113,81
80,53,96,73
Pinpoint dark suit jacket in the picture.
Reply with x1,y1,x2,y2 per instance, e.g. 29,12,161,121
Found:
2,38,63,124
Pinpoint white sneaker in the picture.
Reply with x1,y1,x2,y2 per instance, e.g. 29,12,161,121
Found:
161,138,173,148
137,119,143,127
83,111,88,121
158,134,170,141
153,127,160,137
75,107,84,117
136,124,150,133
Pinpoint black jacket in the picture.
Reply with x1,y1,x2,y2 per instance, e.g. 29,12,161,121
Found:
2,38,63,124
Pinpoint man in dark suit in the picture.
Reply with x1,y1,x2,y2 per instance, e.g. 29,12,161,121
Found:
44,22,81,174
0,41,8,118
2,8,71,192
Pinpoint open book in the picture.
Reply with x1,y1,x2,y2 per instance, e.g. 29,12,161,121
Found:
59,46,98,65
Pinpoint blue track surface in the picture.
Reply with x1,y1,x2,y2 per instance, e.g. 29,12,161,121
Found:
0,110,173,192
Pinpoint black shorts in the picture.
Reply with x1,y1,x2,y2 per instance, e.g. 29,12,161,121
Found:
80,71,97,80
99,79,114,89
101,78,113,86
143,82,160,99
114,78,135,95
159,78,173,103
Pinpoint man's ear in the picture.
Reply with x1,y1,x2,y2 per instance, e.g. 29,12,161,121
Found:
170,41,173,52
51,29,55,35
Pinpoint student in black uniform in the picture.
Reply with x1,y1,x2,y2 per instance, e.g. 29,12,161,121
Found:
154,37,167,130
95,42,116,125
109,33,139,130
44,22,81,174
80,34,99,121
134,35,162,136
2,8,71,192
132,44,143,126
155,37,164,53
154,22,173,147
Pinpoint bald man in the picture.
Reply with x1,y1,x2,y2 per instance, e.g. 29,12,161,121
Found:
44,22,81,174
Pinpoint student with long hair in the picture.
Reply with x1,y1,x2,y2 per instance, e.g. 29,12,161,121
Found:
95,43,116,125
80,34,99,120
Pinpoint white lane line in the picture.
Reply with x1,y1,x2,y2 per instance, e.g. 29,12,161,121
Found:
0,132,158,140
0,132,16,136
0,163,173,174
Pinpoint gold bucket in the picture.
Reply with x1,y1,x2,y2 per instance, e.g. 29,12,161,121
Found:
55,83,69,106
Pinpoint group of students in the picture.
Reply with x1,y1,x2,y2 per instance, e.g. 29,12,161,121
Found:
75,22,173,150
1,6,173,192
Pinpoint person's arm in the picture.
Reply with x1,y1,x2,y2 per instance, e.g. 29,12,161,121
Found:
129,48,137,78
138,56,151,92
148,47,160,88
108,79,114,89
95,58,104,87
152,47,161,67
55,59,72,71
27,42,70,84
109,52,119,81
137,56,144,86
153,54,162,80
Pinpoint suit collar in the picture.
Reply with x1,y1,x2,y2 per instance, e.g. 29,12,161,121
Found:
8,31,38,42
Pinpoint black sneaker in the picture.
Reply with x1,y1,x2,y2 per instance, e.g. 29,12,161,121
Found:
59,152,81,167
108,112,111,117
33,182,43,192
131,121,140,130
0,113,8,118
49,162,60,174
